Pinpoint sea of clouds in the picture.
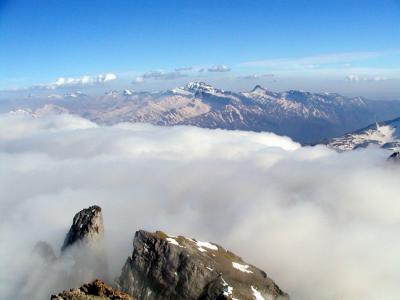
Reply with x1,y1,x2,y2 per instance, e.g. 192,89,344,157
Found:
0,111,399,300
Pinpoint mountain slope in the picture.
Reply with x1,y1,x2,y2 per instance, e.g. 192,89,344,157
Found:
7,82,400,144
327,117,400,151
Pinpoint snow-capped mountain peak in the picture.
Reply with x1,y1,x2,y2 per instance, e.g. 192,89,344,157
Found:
183,81,219,94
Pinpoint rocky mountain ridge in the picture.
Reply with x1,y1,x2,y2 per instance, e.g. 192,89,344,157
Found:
5,82,400,144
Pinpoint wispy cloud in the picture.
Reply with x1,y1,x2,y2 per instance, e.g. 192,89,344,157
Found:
238,73,274,80
346,74,389,82
175,66,193,72
207,65,231,72
240,51,395,69
133,71,187,83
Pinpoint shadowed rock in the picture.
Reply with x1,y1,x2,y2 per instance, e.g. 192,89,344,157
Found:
388,151,400,162
61,205,104,252
51,279,135,300
117,230,289,300
60,205,109,287
33,241,57,263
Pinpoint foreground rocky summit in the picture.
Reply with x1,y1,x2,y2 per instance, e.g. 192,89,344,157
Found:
117,230,288,300
51,206,289,300
52,280,135,300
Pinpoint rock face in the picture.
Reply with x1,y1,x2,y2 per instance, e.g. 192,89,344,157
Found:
51,279,135,300
117,230,289,300
61,205,104,252
60,205,109,285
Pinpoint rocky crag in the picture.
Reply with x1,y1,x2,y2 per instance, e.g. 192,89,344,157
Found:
61,205,104,251
117,230,288,300
51,206,289,300
26,205,108,299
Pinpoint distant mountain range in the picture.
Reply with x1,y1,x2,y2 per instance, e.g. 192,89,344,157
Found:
327,117,400,151
5,82,400,144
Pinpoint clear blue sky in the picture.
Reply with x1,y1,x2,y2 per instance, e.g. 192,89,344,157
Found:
1,0,399,98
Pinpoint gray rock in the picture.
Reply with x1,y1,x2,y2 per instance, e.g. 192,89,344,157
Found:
61,205,104,252
60,205,109,287
117,230,289,300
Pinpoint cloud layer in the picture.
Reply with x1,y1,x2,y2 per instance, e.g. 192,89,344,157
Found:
0,112,399,300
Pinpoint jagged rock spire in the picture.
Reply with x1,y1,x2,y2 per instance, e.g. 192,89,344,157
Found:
61,205,104,252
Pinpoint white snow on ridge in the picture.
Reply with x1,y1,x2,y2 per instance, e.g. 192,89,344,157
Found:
328,121,400,151
232,262,253,274
195,241,218,252
221,277,234,298
166,237,180,246
251,286,265,300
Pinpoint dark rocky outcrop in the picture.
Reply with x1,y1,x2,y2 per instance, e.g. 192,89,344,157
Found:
29,205,109,300
59,205,109,285
51,279,135,300
61,205,104,252
117,230,289,300
388,151,400,162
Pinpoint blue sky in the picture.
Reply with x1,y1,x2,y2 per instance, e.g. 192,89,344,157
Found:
1,0,400,98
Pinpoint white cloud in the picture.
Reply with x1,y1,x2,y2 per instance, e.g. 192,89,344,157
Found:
0,112,399,300
37,73,118,89
96,73,117,83
208,65,231,72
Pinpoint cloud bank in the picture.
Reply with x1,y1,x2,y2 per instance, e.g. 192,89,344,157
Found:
0,112,399,300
